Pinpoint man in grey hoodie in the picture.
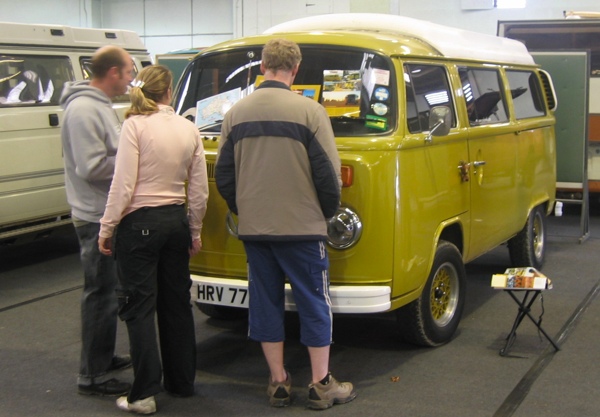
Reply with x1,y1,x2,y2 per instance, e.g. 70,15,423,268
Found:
60,45,134,396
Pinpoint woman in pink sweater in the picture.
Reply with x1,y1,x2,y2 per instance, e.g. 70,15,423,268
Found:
98,65,208,415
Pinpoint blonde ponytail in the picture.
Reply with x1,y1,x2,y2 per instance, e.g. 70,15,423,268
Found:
126,65,173,118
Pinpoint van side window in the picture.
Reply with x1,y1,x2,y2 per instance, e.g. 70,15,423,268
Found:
505,70,546,119
80,57,140,103
458,67,508,126
404,64,456,133
0,55,74,106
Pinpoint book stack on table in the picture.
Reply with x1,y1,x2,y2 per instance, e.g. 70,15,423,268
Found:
491,267,553,290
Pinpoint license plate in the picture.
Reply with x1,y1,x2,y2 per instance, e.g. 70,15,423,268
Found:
195,282,249,308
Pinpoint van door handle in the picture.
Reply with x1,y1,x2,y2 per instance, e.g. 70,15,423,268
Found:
473,160,486,167
49,114,59,126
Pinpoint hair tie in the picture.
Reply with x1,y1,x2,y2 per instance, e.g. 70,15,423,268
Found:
130,79,145,89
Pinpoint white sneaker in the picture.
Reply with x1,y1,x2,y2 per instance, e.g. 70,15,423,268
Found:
116,396,156,414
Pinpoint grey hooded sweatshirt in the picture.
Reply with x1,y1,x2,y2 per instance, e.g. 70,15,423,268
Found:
60,81,122,223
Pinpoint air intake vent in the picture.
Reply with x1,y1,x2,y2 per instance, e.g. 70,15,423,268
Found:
539,69,557,112
50,29,64,36
105,32,117,39
206,162,215,179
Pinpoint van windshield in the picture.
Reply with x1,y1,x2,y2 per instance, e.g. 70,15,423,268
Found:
173,46,395,136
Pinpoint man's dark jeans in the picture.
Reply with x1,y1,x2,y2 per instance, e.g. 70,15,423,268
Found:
74,221,118,385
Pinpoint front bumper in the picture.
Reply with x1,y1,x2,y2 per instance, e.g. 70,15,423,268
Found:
191,275,391,314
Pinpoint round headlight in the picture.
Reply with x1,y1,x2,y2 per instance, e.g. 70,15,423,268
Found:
326,207,362,249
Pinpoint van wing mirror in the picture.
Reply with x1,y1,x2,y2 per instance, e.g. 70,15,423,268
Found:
426,106,451,143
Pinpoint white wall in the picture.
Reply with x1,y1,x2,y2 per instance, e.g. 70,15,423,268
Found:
97,0,233,56
391,0,600,35
238,0,350,35
0,0,92,26
1,0,600,58
0,0,234,58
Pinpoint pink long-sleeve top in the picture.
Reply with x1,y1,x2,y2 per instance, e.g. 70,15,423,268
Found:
99,104,208,240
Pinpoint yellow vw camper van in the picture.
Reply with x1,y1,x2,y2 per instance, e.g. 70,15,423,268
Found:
0,22,152,244
173,14,557,346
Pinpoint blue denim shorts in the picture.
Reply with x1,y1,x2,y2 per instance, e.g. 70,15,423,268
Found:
243,240,332,347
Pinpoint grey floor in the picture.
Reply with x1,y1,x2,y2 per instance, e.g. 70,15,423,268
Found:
0,203,598,417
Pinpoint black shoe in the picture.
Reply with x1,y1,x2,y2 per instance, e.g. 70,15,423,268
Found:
78,378,131,396
109,355,132,371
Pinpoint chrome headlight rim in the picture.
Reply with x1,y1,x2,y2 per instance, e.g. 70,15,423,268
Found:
326,206,362,250
225,211,239,238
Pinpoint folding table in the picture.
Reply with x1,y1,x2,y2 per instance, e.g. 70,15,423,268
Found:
499,288,560,356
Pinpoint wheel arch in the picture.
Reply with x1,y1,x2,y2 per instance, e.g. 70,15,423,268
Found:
438,221,464,257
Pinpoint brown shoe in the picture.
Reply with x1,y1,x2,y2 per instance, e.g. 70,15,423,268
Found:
266,371,292,407
307,373,356,410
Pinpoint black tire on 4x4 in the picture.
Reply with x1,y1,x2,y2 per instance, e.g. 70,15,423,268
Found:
396,240,466,347
508,205,547,270
196,303,248,320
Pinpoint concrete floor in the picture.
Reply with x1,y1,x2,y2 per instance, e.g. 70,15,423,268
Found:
0,204,598,417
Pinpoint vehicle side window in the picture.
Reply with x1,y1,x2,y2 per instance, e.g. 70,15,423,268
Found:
80,57,140,103
458,67,508,126
404,64,456,133
505,70,546,119
0,55,74,106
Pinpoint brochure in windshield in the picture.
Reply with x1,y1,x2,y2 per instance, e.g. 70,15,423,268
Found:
195,88,241,131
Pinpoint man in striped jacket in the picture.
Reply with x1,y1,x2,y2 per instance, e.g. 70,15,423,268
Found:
216,38,357,410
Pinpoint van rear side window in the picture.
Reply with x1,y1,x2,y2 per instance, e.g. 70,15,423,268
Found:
0,55,74,106
505,70,546,119
459,67,508,126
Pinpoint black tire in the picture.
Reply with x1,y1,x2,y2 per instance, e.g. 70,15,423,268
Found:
196,303,248,320
508,205,547,270
396,240,466,347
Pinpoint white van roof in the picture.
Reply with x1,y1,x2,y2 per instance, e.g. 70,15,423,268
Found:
0,21,147,51
264,13,535,66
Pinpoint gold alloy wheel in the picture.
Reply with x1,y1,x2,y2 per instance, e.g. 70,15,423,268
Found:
533,210,545,260
430,263,459,326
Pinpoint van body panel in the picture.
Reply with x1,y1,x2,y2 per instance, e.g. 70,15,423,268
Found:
0,21,147,51
188,152,247,278
328,150,396,285
394,133,470,297
189,148,397,286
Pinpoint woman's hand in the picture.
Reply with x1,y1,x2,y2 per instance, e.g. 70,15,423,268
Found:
98,236,113,256
189,238,202,257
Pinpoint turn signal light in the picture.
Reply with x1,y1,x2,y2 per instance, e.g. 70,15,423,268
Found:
341,165,353,187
